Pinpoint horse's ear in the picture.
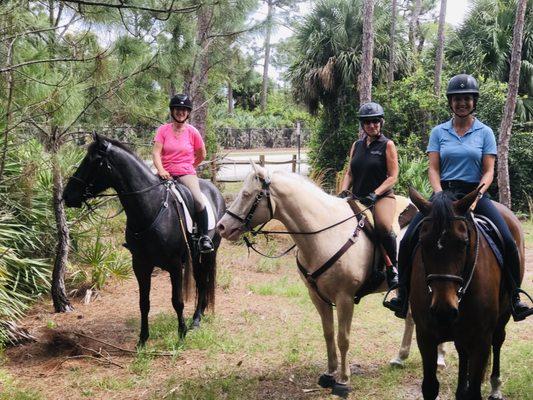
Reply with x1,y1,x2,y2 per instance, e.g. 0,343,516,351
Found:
409,187,432,215
250,159,259,175
250,159,267,179
92,132,99,142
454,187,481,215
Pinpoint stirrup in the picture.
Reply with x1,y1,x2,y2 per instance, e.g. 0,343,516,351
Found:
198,235,214,253
511,288,533,322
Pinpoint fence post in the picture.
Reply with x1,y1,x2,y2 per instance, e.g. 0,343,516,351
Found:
296,121,301,174
291,154,296,173
210,156,217,184
259,154,265,167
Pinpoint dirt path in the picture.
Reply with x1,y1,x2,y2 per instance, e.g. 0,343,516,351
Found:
2,245,532,400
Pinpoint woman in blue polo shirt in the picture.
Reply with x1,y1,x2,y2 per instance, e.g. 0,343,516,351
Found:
384,74,532,321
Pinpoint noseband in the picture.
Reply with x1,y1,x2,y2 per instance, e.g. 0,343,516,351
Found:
421,214,479,301
225,175,274,231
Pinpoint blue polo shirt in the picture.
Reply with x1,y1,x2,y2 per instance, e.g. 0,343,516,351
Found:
427,119,497,183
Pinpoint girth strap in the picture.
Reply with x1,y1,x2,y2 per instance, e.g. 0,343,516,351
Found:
296,215,366,306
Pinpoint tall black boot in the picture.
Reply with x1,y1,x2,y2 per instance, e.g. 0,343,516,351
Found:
196,208,214,253
383,235,411,319
505,244,533,322
381,231,399,288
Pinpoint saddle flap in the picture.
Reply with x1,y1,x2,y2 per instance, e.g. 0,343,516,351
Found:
473,214,504,268
170,184,217,234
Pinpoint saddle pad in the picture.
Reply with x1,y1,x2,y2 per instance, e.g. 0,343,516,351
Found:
170,186,216,233
473,215,504,268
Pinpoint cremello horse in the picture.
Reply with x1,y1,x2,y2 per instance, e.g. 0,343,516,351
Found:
217,165,445,397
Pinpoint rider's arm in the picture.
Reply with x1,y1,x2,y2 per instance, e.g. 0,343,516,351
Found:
339,142,356,192
374,140,398,196
428,152,442,193
193,145,207,168
152,141,171,179
470,154,495,210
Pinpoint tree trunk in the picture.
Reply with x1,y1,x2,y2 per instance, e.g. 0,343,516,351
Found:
189,5,213,139
497,0,527,208
409,0,422,56
260,0,274,113
0,38,15,184
227,80,234,114
387,0,397,92
358,0,374,105
51,145,73,312
433,0,447,96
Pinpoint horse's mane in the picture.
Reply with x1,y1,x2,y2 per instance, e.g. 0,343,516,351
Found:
89,136,149,169
429,191,455,236
274,170,331,196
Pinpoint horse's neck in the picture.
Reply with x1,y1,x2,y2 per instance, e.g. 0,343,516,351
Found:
111,148,162,223
271,174,354,250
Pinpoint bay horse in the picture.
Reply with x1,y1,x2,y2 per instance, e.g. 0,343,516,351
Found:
63,134,225,346
216,164,444,397
408,188,524,400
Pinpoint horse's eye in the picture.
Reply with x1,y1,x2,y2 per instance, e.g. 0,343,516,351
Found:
242,190,251,198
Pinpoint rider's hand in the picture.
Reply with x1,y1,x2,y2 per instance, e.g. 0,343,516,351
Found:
337,190,352,199
360,192,378,207
158,169,172,180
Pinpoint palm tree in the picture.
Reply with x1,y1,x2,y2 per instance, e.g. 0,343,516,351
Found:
446,0,533,121
288,0,410,183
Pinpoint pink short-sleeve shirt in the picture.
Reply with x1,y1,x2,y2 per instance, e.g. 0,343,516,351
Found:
154,123,204,176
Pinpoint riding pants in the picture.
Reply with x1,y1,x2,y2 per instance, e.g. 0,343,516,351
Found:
176,174,206,212
373,195,397,266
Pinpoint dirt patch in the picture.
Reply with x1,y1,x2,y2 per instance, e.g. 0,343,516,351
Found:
2,244,532,399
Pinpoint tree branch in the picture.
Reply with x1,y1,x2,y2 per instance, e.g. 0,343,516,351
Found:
0,51,107,73
59,0,200,14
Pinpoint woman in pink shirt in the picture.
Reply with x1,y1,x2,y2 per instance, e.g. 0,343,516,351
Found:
152,94,213,253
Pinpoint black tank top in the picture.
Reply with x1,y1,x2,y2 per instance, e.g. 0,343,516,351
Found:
350,134,390,197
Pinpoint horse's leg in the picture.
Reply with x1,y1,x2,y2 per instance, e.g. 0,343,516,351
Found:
390,307,415,367
417,330,440,400
168,265,187,339
133,257,153,347
488,319,508,400
465,339,491,400
308,290,337,389
191,254,206,329
437,342,447,369
331,296,354,398
454,342,469,400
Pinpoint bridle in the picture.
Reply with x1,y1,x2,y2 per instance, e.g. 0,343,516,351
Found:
225,175,274,232
420,213,479,302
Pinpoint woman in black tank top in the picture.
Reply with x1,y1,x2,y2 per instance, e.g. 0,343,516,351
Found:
339,102,399,289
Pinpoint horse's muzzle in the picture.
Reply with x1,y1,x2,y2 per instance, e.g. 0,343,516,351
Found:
429,304,459,325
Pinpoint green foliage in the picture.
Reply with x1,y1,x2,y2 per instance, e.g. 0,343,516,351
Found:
506,130,533,211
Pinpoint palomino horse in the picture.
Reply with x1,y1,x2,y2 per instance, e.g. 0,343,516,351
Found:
409,188,524,400
63,134,225,346
217,165,444,397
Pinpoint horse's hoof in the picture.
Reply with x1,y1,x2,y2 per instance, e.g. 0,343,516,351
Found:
331,383,351,398
488,395,505,400
136,340,147,349
389,357,405,368
317,374,336,388
189,319,201,330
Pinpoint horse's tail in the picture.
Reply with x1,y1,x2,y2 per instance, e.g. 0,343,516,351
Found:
183,249,195,303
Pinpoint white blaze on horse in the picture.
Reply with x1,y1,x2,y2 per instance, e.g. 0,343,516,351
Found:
217,164,444,397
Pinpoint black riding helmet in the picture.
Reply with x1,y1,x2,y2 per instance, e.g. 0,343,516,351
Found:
446,74,479,113
169,94,192,123
358,102,384,120
169,93,193,110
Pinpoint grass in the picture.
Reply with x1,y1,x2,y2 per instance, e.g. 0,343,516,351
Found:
3,219,532,399
522,219,533,247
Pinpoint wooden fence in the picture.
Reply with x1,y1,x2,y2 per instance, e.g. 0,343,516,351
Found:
208,154,301,183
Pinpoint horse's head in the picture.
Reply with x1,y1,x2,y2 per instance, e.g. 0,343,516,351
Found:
217,163,275,241
410,187,479,325
63,133,115,208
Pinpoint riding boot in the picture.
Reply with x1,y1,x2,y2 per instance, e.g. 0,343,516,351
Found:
381,231,399,288
505,244,533,322
383,235,410,319
196,208,214,253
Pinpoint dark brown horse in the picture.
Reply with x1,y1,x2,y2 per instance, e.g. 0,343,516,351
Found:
409,188,524,400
